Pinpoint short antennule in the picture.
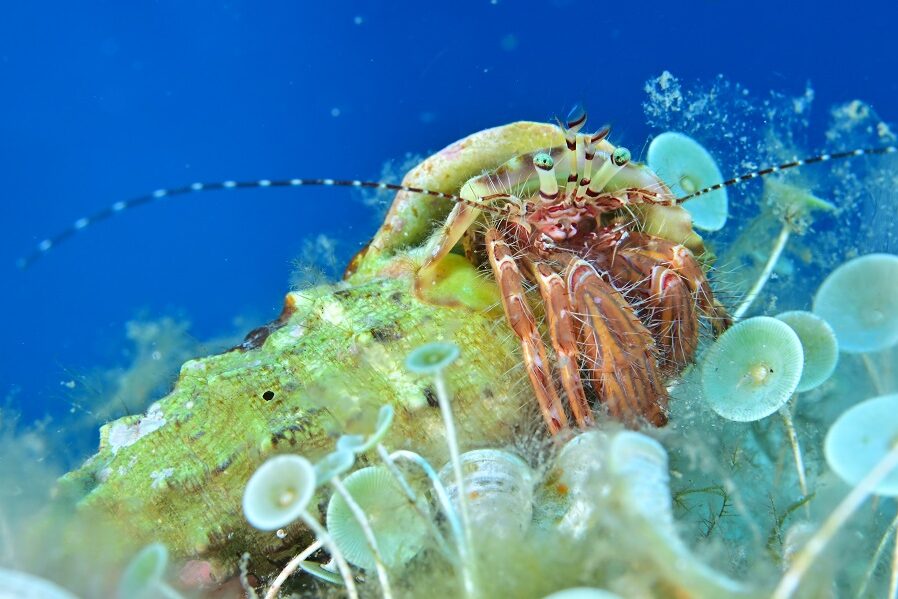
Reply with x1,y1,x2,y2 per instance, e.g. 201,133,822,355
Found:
18,177,503,269
676,145,898,204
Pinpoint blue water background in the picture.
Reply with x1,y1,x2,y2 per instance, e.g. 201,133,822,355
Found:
1,1,896,442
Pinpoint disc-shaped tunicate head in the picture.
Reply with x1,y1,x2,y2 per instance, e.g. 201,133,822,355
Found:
314,450,355,487
0,568,80,599
776,310,839,392
336,406,394,454
439,448,535,538
243,455,315,531
824,394,898,496
405,342,460,375
647,131,728,231
326,466,430,570
118,543,175,599
543,588,624,599
336,434,367,454
813,254,898,353
702,316,804,421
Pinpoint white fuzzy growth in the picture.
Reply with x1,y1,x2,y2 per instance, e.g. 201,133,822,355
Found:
107,402,166,454
150,467,175,489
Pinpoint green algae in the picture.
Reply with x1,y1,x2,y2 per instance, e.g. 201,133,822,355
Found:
58,259,527,578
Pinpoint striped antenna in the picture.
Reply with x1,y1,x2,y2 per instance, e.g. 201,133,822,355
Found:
676,146,898,203
18,177,505,269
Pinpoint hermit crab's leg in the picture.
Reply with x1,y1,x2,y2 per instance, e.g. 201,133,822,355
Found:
619,232,731,335
566,259,668,427
414,179,515,302
526,260,593,428
485,228,568,434
605,248,700,371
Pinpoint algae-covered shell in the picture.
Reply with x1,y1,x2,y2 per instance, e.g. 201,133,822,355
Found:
543,589,624,599
58,274,527,578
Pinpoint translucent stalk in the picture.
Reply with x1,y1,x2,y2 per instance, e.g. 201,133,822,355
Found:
377,443,453,558
391,448,476,597
779,401,809,499
264,539,324,599
330,477,393,599
299,512,358,599
733,224,790,321
772,443,898,599
856,512,898,598
862,353,887,395
433,370,478,598
890,528,898,599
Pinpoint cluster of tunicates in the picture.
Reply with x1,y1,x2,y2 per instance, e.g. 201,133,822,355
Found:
695,252,898,597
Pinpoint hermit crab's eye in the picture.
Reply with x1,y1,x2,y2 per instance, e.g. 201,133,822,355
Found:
533,153,554,170
611,147,631,167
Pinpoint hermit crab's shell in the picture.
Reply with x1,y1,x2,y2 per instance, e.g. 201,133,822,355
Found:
365,122,567,259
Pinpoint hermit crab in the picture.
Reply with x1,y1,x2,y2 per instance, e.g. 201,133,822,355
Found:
22,110,897,436
413,109,731,432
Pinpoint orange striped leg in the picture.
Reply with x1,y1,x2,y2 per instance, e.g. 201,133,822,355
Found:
566,259,668,427
528,260,593,428
485,228,568,434
607,247,700,371
621,233,731,333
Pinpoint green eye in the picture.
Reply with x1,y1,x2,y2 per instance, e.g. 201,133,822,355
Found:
611,147,631,167
533,153,554,170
